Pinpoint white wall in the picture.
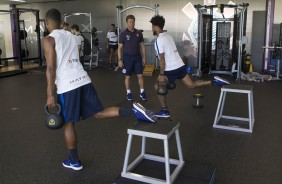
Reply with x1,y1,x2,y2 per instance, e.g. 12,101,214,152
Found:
274,0,282,24
0,5,13,58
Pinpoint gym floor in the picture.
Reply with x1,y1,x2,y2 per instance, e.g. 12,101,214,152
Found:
0,67,282,184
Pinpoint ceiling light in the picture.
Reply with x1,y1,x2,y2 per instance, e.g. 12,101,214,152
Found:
9,0,27,2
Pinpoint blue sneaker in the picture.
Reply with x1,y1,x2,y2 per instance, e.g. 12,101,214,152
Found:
132,102,157,123
155,109,170,118
62,159,83,171
140,92,147,101
212,76,230,86
127,93,134,101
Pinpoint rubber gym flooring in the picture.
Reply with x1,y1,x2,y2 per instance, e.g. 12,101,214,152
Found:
0,67,282,184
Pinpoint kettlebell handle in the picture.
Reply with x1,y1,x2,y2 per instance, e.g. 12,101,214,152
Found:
45,103,61,115
157,78,167,85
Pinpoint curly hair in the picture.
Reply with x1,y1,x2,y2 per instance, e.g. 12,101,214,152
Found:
150,15,165,29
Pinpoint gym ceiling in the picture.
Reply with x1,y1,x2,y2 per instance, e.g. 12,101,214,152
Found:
0,0,76,5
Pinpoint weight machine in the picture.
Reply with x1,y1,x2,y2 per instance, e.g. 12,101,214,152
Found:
195,3,249,80
64,12,99,69
0,7,42,71
116,4,159,67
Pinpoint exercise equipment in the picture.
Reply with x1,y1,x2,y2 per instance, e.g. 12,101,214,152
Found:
45,104,64,130
262,0,275,73
193,93,203,108
0,48,2,67
213,84,254,133
120,120,184,184
195,3,249,81
166,81,176,90
116,4,159,68
186,65,203,77
64,12,100,69
0,7,43,72
262,45,282,80
157,80,168,96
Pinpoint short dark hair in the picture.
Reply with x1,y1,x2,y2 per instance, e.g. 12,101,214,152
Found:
150,15,165,29
46,8,61,25
126,15,135,22
71,24,79,31
63,22,69,26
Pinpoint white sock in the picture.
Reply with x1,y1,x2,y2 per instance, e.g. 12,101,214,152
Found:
140,89,144,93
126,90,131,94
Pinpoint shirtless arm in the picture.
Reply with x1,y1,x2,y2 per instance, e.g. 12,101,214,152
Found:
43,36,57,108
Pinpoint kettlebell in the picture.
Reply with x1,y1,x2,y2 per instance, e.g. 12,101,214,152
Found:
45,104,64,130
157,80,168,96
166,81,176,90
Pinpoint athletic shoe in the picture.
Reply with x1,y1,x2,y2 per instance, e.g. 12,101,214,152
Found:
140,92,147,101
127,93,134,101
132,102,157,123
155,109,170,118
212,76,230,86
62,159,83,171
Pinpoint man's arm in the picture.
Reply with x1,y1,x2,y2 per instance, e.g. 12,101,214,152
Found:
140,41,146,65
158,53,167,82
118,43,123,68
43,36,56,108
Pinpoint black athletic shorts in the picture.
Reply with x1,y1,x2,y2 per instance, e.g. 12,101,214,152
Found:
109,44,118,51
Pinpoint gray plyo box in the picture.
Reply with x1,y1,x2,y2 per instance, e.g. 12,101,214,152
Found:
113,161,215,184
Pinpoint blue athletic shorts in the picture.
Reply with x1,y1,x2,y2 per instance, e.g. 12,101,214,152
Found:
164,65,187,84
122,53,143,76
57,83,104,123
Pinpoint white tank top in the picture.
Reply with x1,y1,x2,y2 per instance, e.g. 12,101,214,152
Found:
49,29,91,94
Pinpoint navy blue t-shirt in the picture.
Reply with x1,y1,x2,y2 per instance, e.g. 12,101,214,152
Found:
119,28,144,56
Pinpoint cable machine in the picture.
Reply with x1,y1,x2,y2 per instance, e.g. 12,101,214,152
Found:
195,3,249,80
116,4,159,67
0,7,42,71
64,12,99,69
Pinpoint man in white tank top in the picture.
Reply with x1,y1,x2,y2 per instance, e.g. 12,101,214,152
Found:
150,15,230,118
43,8,157,171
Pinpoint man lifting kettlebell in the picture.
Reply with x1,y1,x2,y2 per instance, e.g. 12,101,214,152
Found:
150,15,230,118
43,9,157,171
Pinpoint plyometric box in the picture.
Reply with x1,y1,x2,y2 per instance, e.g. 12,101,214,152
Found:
143,65,155,76
113,161,216,184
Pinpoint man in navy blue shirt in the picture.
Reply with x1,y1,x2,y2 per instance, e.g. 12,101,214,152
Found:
118,15,147,101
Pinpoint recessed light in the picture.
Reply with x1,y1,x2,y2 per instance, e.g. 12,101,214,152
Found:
9,0,27,2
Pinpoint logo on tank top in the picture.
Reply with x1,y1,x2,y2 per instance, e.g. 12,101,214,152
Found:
126,35,130,40
69,74,88,84
68,59,79,64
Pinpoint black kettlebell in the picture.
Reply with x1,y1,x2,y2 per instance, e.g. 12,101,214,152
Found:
166,81,176,90
45,104,64,130
157,80,168,96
